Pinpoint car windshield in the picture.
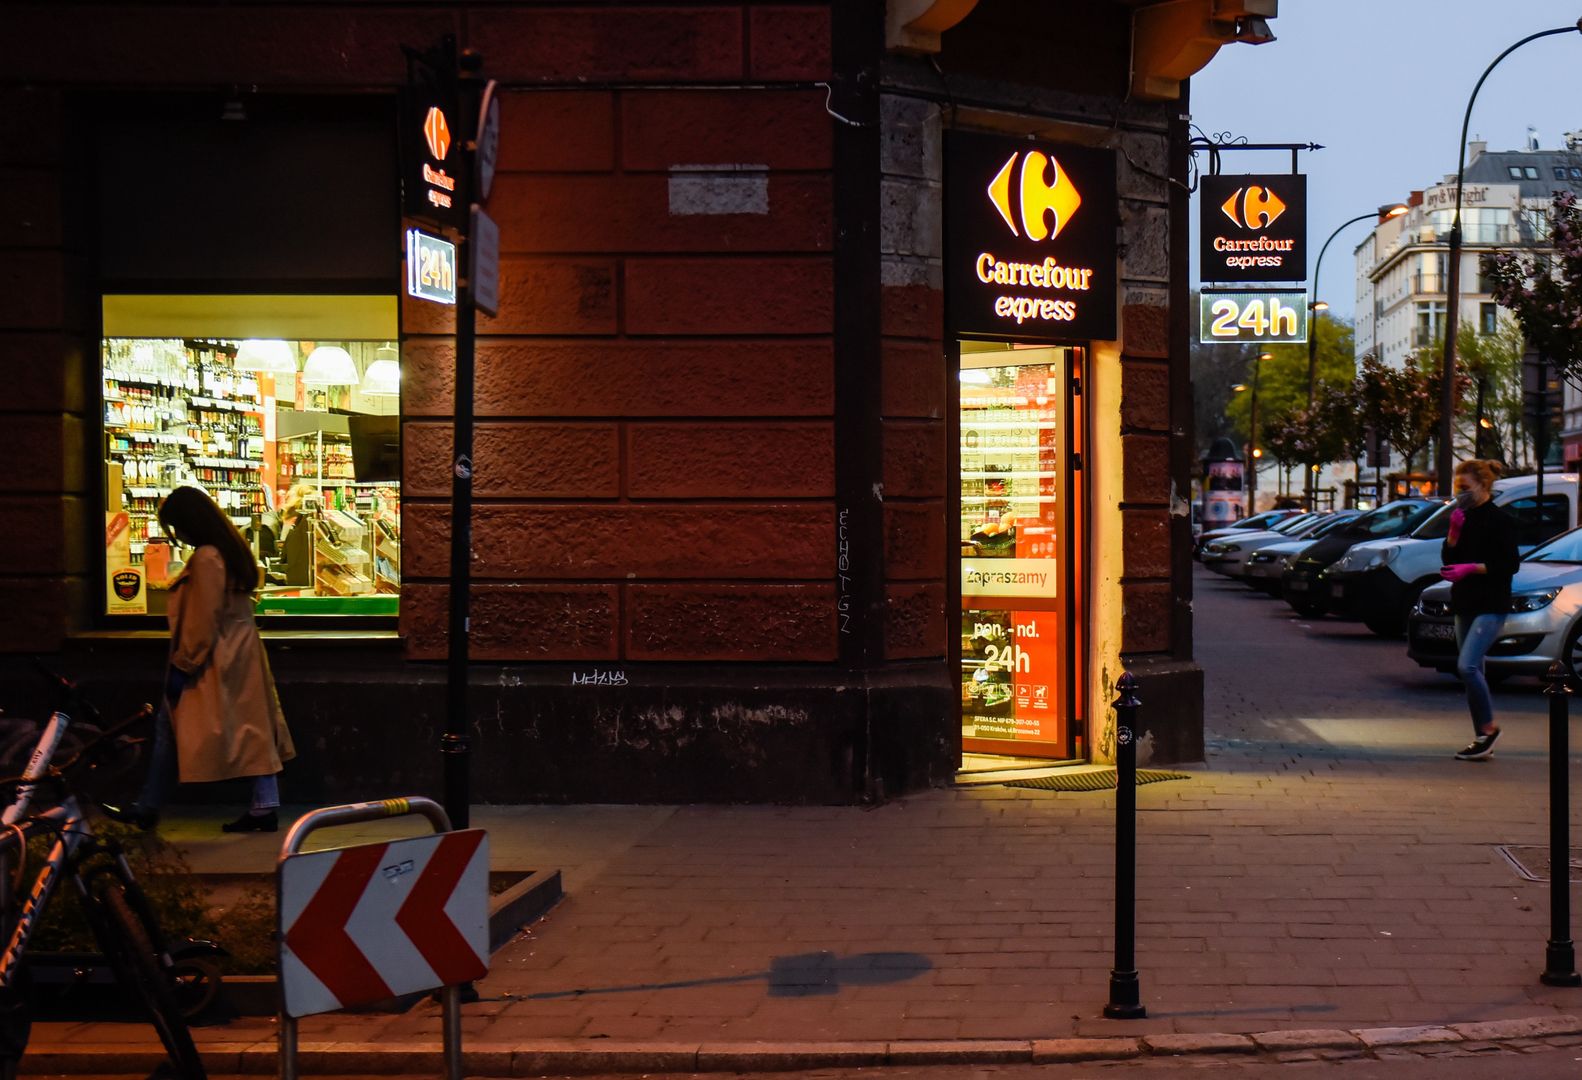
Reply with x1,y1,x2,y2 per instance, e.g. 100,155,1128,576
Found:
1272,514,1316,534
1232,511,1285,529
1524,526,1582,563
1409,503,1454,540
1308,514,1357,539
1346,501,1435,539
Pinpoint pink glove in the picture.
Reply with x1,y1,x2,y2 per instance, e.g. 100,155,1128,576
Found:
1447,507,1466,545
1440,563,1480,583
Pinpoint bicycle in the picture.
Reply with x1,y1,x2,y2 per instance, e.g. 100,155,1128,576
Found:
0,665,208,1080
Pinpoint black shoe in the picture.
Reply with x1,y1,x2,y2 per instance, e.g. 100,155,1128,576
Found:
1455,729,1501,761
100,803,158,830
221,809,278,833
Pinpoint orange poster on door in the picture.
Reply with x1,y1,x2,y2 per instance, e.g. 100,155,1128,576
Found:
1012,611,1062,743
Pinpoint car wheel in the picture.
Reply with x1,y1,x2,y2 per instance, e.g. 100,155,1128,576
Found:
1290,599,1324,618
1564,619,1582,687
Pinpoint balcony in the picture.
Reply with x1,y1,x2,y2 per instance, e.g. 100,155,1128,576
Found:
1411,272,1445,294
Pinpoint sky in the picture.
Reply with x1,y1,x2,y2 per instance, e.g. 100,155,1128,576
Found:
1188,0,1582,321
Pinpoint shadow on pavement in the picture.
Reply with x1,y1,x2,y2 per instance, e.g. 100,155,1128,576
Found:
524,950,934,1001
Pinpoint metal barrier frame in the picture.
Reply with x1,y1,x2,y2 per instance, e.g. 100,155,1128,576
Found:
276,796,464,1080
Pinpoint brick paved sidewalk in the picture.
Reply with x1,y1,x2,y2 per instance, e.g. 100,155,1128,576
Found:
25,730,1582,1067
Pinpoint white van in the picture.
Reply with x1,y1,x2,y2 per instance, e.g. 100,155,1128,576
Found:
1321,473,1578,636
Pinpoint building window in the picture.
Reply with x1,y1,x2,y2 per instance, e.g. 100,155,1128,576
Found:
1525,166,1540,179
1558,167,1569,180
1414,300,1446,348
1571,167,1582,180
1509,166,1524,179
101,295,401,619
1480,302,1499,335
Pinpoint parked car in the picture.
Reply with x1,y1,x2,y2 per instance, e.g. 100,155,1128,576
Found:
1201,512,1335,579
1194,509,1301,559
1323,474,1576,637
1407,524,1582,682
1241,511,1362,593
1280,498,1441,617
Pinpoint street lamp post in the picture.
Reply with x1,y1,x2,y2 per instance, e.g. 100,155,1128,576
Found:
1307,205,1408,509
1235,351,1273,511
1436,19,1582,495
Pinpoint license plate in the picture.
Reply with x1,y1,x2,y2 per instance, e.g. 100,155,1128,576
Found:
1418,622,1455,641
1288,579,1308,592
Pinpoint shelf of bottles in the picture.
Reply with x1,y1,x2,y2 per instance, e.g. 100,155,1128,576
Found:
104,339,265,557
959,386,1061,557
278,431,357,507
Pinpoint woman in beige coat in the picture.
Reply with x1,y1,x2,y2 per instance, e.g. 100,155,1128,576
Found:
105,487,295,833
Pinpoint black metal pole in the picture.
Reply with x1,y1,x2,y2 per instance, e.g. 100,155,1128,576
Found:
1541,662,1580,986
1104,671,1145,1020
443,54,479,832
1437,21,1582,496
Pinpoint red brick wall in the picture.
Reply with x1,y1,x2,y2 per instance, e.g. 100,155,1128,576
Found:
399,11,840,663
0,87,90,652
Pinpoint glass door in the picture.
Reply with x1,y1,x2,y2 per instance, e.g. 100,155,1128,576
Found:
958,342,1083,760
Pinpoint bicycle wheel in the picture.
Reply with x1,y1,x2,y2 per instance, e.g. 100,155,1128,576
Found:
85,877,207,1080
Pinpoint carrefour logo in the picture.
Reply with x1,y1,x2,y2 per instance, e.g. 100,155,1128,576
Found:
423,107,451,161
986,150,1083,241
1219,185,1286,229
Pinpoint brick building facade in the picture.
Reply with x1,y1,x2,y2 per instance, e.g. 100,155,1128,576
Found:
0,1,1268,803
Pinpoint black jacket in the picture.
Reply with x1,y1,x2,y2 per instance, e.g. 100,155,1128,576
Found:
1441,500,1519,616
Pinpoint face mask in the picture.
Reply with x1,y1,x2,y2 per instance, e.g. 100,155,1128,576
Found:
1454,490,1478,510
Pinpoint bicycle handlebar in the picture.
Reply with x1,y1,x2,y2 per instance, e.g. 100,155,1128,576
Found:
0,703,155,789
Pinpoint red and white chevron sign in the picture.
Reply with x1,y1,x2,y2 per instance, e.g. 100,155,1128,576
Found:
279,829,489,1018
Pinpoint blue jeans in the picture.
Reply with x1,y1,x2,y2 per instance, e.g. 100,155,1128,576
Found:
136,703,281,813
1454,613,1505,735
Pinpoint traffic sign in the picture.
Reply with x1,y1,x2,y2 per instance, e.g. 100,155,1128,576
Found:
475,80,501,204
279,829,489,1017
471,207,500,317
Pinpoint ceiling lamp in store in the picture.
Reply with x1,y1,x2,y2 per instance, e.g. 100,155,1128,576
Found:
234,339,298,374
303,345,360,387
361,346,401,396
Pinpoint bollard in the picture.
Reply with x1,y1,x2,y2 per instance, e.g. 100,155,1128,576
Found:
1104,671,1147,1019
1541,663,1581,987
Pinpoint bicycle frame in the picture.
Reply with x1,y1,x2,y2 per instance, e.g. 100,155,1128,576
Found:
0,702,102,992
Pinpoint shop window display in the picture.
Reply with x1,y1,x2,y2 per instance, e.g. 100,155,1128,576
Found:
102,323,401,618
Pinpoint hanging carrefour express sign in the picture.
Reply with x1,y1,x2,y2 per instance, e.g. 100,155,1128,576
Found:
946,133,1117,340
1200,173,1307,283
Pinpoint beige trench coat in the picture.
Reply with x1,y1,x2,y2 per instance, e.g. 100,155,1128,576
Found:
166,546,295,784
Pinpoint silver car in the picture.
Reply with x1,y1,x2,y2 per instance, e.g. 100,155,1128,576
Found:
1406,526,1582,681
1200,512,1327,577
1237,511,1363,590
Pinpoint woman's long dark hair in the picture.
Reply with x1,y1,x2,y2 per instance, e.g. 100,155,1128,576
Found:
158,486,262,591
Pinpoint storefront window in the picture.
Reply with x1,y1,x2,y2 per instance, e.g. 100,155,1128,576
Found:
100,296,400,618
959,342,1081,761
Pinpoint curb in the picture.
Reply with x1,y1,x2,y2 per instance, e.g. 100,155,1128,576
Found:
21,1015,1582,1075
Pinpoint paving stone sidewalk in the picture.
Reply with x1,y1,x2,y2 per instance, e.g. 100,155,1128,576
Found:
26,731,1582,1066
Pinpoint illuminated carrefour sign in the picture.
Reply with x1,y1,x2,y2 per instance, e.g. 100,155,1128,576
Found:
947,133,1117,340
1200,173,1307,283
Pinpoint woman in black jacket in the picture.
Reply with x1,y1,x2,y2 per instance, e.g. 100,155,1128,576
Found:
1440,459,1519,760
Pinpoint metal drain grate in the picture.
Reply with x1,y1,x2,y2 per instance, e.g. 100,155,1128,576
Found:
1003,768,1191,792
1496,845,1582,883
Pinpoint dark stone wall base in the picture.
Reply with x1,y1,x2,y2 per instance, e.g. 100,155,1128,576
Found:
1120,655,1205,765
8,642,958,806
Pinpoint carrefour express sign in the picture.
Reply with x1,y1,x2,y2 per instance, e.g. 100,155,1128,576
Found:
946,132,1118,341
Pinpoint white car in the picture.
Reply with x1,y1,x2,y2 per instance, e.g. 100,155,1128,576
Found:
1323,473,1577,636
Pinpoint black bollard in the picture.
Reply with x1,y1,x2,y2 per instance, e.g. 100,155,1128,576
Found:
1541,662,1581,986
1104,671,1146,1019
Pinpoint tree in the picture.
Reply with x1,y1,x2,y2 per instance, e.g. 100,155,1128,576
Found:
1482,190,1582,381
1189,290,1254,460
1223,315,1357,462
1455,320,1530,471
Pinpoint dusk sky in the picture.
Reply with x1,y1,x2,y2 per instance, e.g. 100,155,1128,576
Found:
1189,1,1582,321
